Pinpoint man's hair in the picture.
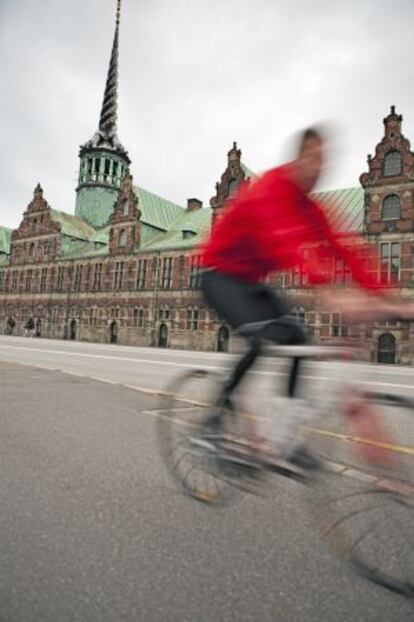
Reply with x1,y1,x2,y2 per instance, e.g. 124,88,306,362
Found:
298,127,323,154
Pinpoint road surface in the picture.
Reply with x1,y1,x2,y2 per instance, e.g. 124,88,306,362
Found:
0,338,413,620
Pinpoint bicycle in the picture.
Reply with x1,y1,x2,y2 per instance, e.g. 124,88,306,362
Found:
156,316,414,598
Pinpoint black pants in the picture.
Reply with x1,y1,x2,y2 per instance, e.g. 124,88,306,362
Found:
201,270,307,397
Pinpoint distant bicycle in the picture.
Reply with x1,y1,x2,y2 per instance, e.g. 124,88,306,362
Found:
157,316,414,598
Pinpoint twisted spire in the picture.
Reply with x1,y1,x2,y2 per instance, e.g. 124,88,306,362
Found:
98,0,121,138
81,0,129,159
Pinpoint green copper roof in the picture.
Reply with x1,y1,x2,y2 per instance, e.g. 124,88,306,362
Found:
51,209,97,241
135,186,184,231
311,187,364,232
141,206,212,251
59,236,109,260
92,225,111,244
0,226,12,255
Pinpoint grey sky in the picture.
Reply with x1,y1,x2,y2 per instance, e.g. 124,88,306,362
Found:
1,0,413,229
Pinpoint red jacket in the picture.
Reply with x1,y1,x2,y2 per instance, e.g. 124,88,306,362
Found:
201,165,381,290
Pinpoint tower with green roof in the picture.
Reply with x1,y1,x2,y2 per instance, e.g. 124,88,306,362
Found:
75,0,130,229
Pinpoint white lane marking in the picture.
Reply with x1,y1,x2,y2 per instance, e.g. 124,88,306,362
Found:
2,337,414,378
0,344,414,392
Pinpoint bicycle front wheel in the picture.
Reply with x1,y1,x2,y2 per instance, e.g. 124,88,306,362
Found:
308,391,414,598
156,369,262,504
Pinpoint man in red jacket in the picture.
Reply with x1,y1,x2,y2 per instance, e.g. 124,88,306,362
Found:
201,128,407,456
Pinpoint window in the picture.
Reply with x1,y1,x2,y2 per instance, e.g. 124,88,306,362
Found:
186,307,199,330
178,255,185,289
92,159,98,181
122,199,129,216
159,306,170,321
11,271,18,291
44,241,50,257
87,158,93,179
152,256,159,288
331,313,348,338
189,255,201,289
380,242,400,284
57,266,65,291
29,242,35,260
161,257,173,289
114,261,124,290
0,271,4,292
25,269,33,292
104,159,111,181
382,194,401,220
136,259,147,289
93,263,103,291
133,307,145,328
40,268,47,292
85,265,91,289
112,306,120,319
119,229,127,247
333,258,351,285
74,265,83,291
383,151,402,177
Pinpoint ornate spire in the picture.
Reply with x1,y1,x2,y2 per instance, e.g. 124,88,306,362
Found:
98,0,120,138
85,0,128,157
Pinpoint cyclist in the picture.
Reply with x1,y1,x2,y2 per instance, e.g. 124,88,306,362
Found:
200,127,408,460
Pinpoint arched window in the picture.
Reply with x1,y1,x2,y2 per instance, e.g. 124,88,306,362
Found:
29,242,35,259
383,151,402,177
121,199,129,216
382,194,401,220
118,229,127,247
104,159,111,181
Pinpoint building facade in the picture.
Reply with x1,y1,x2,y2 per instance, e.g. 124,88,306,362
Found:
1,2,414,364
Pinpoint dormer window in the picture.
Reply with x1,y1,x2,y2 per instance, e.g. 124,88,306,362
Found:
118,229,127,247
383,150,402,177
382,194,401,220
182,228,196,240
121,199,129,216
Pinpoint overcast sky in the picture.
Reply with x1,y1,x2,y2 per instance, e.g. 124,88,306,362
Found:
1,0,413,229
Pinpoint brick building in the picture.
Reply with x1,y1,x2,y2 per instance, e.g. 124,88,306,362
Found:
1,2,414,364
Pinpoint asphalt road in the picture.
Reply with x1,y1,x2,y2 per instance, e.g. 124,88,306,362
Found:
0,354,413,621
1,335,414,398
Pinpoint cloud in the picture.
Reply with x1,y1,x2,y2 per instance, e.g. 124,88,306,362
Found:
1,0,414,228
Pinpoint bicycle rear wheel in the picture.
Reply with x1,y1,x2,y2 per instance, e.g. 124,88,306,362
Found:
156,369,264,504
308,391,414,598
